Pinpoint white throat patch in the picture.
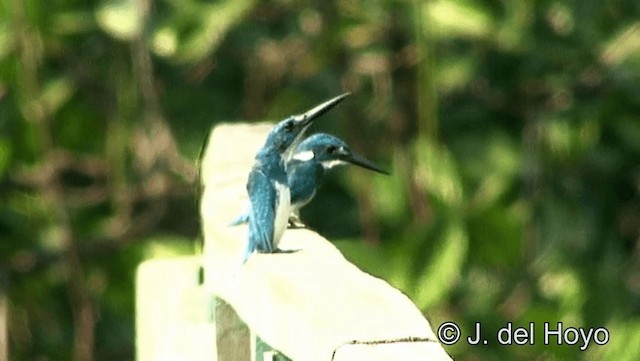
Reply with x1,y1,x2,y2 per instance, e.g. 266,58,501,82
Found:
321,160,345,169
292,150,315,162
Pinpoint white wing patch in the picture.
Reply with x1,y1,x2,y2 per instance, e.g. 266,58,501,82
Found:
273,181,291,248
292,150,315,162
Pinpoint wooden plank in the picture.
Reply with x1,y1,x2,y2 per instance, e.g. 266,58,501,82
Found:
136,257,216,361
216,297,251,361
200,122,452,361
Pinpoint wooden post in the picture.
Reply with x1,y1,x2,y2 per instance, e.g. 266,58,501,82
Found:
215,298,251,361
199,123,453,361
136,257,216,361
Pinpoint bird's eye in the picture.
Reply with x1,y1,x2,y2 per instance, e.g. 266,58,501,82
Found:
326,145,337,154
284,122,294,132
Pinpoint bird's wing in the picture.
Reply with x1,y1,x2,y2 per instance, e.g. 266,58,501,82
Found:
287,161,319,205
246,168,276,257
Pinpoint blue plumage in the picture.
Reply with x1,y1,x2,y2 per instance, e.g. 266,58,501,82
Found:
243,94,350,263
233,133,388,230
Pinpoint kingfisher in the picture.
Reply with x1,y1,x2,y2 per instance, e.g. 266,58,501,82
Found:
232,133,388,228
243,93,350,263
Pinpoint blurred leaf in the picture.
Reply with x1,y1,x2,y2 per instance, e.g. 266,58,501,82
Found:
413,138,464,210
538,195,597,252
612,116,640,154
587,319,640,361
542,116,600,164
436,55,476,95
151,26,178,58
51,11,95,35
413,219,468,309
96,0,141,41
170,0,257,63
494,1,533,52
453,132,521,211
54,95,105,153
516,302,586,360
601,22,640,67
537,268,584,317
36,76,76,119
0,137,11,177
370,151,409,225
0,22,13,60
461,267,505,316
424,0,494,39
468,203,525,267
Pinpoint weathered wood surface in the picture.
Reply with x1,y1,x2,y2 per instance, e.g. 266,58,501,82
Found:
136,257,216,361
200,122,452,361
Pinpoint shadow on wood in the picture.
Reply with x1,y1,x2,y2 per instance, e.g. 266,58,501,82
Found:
199,123,452,361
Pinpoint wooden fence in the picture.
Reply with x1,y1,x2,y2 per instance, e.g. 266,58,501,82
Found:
136,123,453,361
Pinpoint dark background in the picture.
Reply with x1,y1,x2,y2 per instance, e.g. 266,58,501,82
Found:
1,0,639,359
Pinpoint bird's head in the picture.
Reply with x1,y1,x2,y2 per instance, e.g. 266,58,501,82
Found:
263,93,350,156
292,133,389,174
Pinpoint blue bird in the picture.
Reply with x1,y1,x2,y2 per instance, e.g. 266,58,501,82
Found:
243,93,350,262
232,133,388,228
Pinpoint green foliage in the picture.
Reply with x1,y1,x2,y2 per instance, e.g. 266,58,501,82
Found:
1,0,639,360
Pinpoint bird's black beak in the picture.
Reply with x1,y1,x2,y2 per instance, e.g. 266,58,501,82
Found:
340,150,389,175
294,92,351,129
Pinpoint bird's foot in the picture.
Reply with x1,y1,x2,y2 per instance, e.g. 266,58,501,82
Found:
287,215,307,229
254,248,299,255
272,248,300,254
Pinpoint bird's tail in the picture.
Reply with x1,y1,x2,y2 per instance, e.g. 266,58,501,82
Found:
228,212,249,226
